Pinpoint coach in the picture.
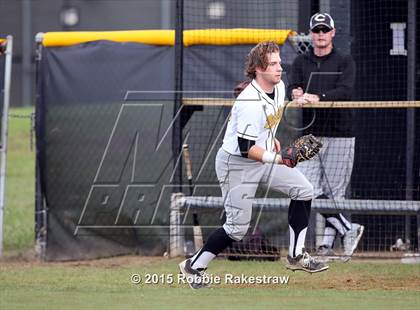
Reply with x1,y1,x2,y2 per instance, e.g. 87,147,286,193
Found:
287,13,364,259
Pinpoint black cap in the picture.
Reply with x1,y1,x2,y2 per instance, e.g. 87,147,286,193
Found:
310,13,335,30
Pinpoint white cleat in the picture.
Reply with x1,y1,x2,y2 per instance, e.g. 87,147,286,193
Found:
286,252,329,273
343,224,365,258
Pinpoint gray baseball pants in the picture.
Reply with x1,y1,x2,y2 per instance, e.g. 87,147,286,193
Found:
215,148,313,241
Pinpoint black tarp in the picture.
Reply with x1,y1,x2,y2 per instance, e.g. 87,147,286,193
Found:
37,41,176,260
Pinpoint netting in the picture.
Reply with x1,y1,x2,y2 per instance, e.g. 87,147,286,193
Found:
182,0,298,94
174,0,420,259
351,0,420,101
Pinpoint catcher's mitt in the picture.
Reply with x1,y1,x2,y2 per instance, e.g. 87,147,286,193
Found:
281,134,322,168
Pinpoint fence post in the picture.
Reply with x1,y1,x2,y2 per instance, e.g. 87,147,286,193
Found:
169,193,185,257
405,0,416,243
0,35,13,257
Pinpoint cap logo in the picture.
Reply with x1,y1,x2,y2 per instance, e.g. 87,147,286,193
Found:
314,14,326,21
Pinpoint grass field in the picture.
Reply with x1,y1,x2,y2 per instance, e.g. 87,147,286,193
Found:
3,107,35,251
1,256,419,310
1,107,419,309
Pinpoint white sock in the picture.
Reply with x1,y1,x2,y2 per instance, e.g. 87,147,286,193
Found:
326,217,346,235
190,250,215,270
339,214,352,231
289,226,307,257
321,227,336,247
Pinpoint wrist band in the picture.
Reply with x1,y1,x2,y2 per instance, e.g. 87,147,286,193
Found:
262,151,281,164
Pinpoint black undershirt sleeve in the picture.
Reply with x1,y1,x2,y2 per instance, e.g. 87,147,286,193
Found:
238,137,256,158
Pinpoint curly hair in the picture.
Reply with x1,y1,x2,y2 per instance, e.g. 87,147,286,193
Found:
245,41,280,79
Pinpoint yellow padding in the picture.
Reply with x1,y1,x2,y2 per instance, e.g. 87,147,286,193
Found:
42,29,293,47
42,30,175,47
184,29,293,46
0,39,6,44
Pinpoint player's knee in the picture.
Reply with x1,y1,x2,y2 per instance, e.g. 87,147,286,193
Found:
230,228,248,241
301,182,314,200
223,222,250,241
289,182,313,200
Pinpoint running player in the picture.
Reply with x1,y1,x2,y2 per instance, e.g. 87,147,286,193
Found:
179,41,328,290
